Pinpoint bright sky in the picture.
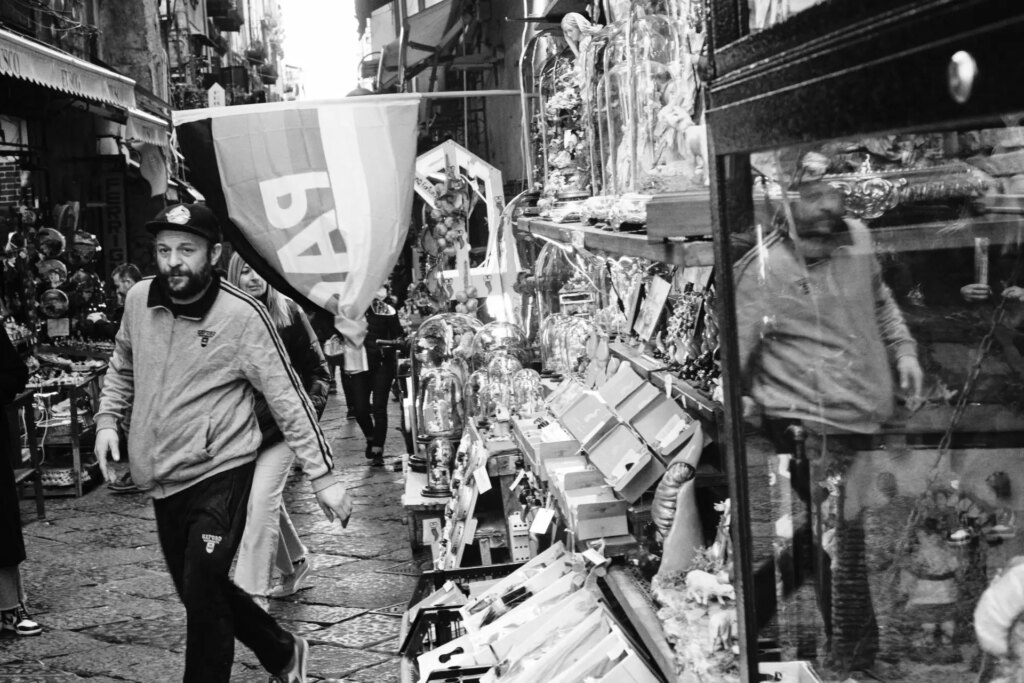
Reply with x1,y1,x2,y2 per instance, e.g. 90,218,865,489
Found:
279,0,365,99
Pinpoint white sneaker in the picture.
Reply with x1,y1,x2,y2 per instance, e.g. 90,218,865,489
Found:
268,558,310,598
269,635,308,683
1,604,42,636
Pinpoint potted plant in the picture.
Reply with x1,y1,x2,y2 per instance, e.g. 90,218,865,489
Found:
244,41,266,64
258,63,278,84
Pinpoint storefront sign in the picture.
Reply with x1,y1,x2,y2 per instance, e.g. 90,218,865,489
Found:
207,83,226,108
98,158,128,278
0,28,135,109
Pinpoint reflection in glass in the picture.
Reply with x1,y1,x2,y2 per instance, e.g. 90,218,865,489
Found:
731,122,1024,679
749,0,829,33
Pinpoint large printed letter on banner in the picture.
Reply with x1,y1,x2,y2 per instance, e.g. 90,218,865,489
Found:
173,97,420,345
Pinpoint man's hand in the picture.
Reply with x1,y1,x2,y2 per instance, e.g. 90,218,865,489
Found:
93,427,121,482
315,482,353,528
1003,286,1024,302
961,283,992,302
897,355,924,399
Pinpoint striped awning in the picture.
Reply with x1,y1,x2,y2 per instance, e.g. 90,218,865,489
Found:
0,28,135,109
126,107,170,147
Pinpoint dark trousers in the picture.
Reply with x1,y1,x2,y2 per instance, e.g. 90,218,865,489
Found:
348,350,395,449
763,419,878,671
154,463,293,682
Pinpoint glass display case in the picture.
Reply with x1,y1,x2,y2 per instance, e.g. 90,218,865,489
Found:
706,2,1024,681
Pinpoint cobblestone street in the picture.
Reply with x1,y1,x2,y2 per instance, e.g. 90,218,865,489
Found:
1,393,420,682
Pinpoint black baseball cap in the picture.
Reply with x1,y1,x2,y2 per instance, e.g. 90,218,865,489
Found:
145,203,222,244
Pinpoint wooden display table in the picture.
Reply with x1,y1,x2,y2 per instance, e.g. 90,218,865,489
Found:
28,369,104,498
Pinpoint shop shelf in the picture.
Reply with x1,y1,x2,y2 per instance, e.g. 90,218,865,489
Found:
517,217,715,268
869,214,1024,253
607,340,722,422
645,191,714,242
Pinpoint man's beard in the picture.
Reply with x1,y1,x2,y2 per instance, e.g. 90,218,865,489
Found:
159,261,213,300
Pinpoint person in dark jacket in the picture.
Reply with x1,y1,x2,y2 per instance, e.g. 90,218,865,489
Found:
349,285,405,467
0,325,41,636
308,307,356,418
227,254,331,607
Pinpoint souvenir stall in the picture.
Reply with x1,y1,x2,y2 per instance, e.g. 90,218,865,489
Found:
397,1,741,681
2,217,110,497
393,2,1024,680
2,156,121,498
2,53,174,499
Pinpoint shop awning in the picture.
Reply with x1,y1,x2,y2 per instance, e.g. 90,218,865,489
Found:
127,107,170,147
377,0,464,90
0,29,136,109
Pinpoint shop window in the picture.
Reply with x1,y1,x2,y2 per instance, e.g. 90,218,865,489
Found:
732,117,1024,679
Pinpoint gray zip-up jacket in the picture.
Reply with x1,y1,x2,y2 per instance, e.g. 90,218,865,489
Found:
735,220,918,433
95,274,335,498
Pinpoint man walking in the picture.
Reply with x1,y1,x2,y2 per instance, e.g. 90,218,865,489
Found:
94,203,352,682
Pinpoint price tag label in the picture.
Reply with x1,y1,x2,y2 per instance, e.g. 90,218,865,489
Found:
443,580,456,592
508,470,526,491
473,466,491,493
664,373,673,398
582,548,608,566
540,423,567,442
529,507,555,535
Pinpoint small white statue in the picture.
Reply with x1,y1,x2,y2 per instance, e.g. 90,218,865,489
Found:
685,569,736,607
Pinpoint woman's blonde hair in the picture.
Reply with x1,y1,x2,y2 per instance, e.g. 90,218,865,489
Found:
226,252,293,329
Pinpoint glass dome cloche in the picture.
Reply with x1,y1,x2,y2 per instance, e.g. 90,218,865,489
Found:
470,321,529,368
512,368,544,414
416,366,465,439
464,369,493,421
486,355,523,384
414,313,483,368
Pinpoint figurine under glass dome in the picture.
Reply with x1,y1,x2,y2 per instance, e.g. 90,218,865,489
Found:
539,313,575,376
471,321,529,368
465,369,493,421
416,366,464,439
512,368,544,414
421,438,455,498
414,312,482,366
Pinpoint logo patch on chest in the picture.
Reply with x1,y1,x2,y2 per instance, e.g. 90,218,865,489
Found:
197,329,216,347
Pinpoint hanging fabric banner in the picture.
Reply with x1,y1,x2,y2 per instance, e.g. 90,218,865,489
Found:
173,96,421,344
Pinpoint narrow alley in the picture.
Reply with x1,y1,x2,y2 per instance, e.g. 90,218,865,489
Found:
0,395,419,682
